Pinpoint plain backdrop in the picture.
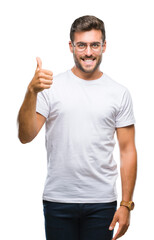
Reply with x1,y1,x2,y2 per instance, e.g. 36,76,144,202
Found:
0,0,154,239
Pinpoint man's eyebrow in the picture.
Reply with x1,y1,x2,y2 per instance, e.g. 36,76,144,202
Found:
93,41,101,43
76,41,86,44
76,41,101,44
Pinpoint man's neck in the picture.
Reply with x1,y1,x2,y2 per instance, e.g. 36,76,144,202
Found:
71,66,103,80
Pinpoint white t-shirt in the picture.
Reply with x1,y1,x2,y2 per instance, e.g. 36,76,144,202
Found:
36,70,135,203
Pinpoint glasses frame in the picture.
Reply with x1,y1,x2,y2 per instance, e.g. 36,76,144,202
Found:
72,41,104,52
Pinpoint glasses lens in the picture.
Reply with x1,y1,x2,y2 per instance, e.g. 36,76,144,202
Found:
73,42,103,52
76,43,86,51
91,43,101,51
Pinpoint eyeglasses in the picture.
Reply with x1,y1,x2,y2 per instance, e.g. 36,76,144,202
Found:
72,41,103,52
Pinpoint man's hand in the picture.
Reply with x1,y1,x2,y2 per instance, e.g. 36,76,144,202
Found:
28,57,53,93
109,206,130,240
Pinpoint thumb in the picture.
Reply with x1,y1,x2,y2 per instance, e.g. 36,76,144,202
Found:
109,215,117,231
36,57,42,71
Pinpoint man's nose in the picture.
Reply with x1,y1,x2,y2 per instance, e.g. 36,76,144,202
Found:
85,45,93,56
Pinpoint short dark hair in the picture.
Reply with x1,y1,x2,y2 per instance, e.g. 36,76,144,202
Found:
70,15,106,43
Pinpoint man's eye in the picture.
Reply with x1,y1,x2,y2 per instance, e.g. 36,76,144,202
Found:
92,43,99,48
78,43,86,48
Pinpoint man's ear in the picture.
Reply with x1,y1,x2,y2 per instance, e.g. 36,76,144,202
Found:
102,40,107,53
69,41,74,53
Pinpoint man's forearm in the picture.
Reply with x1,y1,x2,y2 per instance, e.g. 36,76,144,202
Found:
120,148,137,201
18,88,38,143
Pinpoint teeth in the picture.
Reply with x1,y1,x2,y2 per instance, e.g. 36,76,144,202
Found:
84,60,93,62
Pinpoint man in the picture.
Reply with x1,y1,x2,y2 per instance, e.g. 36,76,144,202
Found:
18,15,137,240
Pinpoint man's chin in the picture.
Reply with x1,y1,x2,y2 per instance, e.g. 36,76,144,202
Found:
79,58,102,74
81,68,95,73
79,64,98,74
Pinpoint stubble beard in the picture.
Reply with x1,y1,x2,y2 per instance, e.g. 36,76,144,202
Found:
73,52,102,74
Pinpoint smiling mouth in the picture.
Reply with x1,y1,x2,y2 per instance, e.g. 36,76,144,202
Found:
81,58,96,64
81,57,96,61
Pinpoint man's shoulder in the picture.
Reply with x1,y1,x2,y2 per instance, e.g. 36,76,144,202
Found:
103,73,128,93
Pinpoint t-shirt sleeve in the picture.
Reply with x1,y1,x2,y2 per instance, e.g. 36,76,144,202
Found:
115,89,135,128
36,89,50,119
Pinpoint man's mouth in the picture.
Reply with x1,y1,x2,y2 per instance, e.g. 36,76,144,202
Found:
81,57,96,65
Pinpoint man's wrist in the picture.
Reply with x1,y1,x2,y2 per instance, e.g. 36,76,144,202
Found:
120,200,135,211
27,84,37,94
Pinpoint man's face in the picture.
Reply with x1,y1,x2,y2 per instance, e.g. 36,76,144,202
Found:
69,29,106,74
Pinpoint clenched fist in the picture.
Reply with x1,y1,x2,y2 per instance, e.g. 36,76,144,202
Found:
28,57,53,93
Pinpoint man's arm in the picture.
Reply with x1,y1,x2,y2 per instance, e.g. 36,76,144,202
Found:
18,90,46,143
109,124,137,240
17,57,53,143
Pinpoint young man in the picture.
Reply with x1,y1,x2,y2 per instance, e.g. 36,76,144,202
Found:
18,15,137,240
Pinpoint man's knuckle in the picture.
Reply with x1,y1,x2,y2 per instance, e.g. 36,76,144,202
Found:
39,78,44,83
40,83,44,88
38,73,41,78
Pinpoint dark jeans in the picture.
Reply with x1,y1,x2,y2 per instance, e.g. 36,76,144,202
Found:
43,200,117,240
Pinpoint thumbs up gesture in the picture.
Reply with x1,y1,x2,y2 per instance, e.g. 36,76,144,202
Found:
28,57,53,93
